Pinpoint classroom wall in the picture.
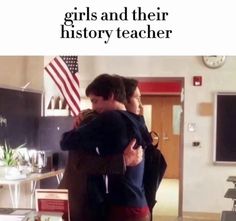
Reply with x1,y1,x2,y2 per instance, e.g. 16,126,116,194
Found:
1,56,236,213
0,56,43,90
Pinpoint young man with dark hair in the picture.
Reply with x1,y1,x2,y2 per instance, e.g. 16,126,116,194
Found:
60,74,152,221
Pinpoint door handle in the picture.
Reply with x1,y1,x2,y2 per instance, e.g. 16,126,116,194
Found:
163,132,169,141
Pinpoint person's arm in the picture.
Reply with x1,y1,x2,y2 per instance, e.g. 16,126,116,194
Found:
76,138,144,175
60,111,126,153
76,153,126,175
60,114,103,151
123,138,143,166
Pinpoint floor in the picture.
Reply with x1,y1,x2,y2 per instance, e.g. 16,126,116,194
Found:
153,217,219,221
152,179,220,221
153,178,179,217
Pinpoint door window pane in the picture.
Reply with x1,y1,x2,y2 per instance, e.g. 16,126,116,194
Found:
173,105,182,135
143,104,152,131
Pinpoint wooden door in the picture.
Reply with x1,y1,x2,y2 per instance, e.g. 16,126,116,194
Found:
142,95,181,179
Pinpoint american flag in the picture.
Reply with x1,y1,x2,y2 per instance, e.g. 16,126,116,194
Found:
45,56,80,116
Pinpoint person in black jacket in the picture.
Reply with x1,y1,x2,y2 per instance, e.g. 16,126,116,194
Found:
60,74,166,221
60,74,151,221
59,105,143,221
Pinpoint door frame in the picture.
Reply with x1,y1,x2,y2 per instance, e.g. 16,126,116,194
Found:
137,77,185,217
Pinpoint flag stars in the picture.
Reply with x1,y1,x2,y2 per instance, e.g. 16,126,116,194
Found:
61,56,78,75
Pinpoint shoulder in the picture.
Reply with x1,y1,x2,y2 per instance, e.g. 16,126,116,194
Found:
95,110,126,125
99,110,123,119
116,110,143,121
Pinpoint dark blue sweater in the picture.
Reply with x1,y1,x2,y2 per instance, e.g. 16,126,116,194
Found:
60,110,151,207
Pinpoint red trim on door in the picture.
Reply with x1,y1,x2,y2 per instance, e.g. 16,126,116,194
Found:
138,81,181,94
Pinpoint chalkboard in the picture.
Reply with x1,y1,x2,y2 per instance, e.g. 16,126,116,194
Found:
214,92,236,163
0,87,74,189
38,116,73,188
0,87,42,148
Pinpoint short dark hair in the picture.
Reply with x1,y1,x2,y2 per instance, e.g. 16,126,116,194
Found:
120,77,138,102
85,74,126,103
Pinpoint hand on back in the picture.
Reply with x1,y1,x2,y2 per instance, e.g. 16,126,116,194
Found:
124,138,143,166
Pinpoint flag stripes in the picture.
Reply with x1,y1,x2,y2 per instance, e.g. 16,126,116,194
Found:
45,56,80,116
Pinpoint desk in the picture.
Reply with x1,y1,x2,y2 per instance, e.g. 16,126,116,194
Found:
226,176,236,211
0,169,64,208
227,176,236,187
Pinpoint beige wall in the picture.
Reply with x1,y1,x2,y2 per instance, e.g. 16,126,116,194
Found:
0,56,43,90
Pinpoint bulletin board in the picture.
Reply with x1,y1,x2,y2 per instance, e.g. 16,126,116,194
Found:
0,86,42,148
214,92,236,164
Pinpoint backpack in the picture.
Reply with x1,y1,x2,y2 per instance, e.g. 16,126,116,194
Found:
119,111,167,211
144,139,167,210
